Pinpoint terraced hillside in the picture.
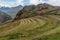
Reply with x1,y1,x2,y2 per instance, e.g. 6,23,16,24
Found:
0,15,60,40
0,3,60,40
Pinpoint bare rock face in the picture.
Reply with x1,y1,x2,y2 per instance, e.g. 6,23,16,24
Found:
0,11,12,24
14,3,60,20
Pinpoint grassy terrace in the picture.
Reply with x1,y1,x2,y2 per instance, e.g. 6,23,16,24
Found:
0,15,60,40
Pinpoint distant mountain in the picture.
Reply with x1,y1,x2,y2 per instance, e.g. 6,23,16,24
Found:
0,7,10,13
0,11,12,24
0,5,23,18
14,3,60,20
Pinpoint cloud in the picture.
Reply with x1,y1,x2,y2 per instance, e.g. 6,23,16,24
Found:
29,0,45,5
0,0,24,7
29,0,40,5
46,0,60,6
0,0,60,7
29,0,60,6
16,0,24,6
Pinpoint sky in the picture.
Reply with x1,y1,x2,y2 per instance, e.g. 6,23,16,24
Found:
0,0,60,7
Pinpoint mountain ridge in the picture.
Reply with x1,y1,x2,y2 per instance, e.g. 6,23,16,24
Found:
0,5,23,18
14,3,60,20
0,10,12,24
0,3,60,40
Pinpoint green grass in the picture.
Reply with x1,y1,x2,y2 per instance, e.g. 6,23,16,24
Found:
35,33,60,40
0,15,60,40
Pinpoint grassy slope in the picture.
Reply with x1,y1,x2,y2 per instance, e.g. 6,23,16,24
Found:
0,15,60,40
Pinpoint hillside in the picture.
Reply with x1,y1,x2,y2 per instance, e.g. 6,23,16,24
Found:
0,11,12,24
0,3,60,40
14,3,60,20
